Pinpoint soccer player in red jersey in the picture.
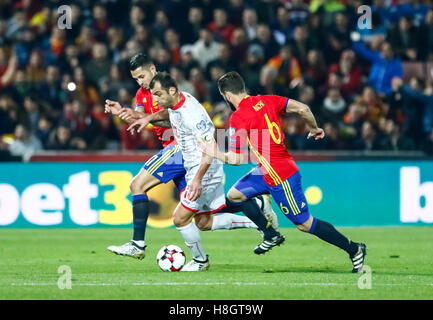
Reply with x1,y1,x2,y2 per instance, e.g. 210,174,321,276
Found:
104,54,187,259
200,71,367,273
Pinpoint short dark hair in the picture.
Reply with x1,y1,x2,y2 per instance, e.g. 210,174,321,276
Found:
150,72,178,92
217,71,246,95
129,53,153,71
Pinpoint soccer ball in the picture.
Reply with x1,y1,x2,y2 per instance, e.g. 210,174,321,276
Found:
156,245,186,272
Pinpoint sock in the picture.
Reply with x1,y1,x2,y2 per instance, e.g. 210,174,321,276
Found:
238,199,279,240
309,218,359,256
216,198,242,213
176,222,207,262
132,194,149,243
211,213,257,230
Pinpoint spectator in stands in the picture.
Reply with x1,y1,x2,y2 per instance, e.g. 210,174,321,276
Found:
240,44,264,95
393,76,433,140
84,43,111,88
252,24,280,62
46,121,76,150
271,5,292,46
92,4,110,42
181,6,204,45
380,118,415,150
321,87,347,123
267,45,301,88
189,67,209,102
191,28,220,70
72,66,99,108
242,8,258,41
327,12,352,64
304,49,328,88
229,27,249,63
306,13,327,51
26,50,45,84
388,15,420,61
37,65,62,117
8,123,42,161
170,65,197,97
354,121,383,150
208,8,235,44
36,115,52,148
164,28,181,65
0,94,18,135
328,49,362,100
151,9,170,44
418,9,433,61
353,38,403,96
287,0,310,26
354,86,389,125
287,25,312,69
206,43,237,79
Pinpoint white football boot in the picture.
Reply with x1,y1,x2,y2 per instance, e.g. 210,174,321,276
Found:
181,255,210,271
260,194,279,229
107,241,146,260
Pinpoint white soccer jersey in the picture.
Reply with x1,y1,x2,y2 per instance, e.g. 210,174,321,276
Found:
168,92,223,184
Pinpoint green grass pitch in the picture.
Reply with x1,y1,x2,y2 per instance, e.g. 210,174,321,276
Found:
0,226,432,300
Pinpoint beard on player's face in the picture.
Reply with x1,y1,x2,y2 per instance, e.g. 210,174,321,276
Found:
222,93,236,111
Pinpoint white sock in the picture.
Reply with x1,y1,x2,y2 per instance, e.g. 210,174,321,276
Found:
176,222,207,262
131,240,145,248
211,213,258,231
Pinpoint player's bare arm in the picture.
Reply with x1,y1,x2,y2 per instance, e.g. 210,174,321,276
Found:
285,99,325,140
198,138,242,166
127,109,171,132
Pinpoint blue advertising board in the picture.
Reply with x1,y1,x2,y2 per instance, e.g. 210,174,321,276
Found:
1,161,432,227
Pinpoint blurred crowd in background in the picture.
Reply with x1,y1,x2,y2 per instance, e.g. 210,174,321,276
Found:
1,0,433,161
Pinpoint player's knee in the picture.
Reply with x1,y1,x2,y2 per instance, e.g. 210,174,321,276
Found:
194,215,212,231
172,214,184,228
129,177,142,194
296,223,310,233
296,216,314,233
227,188,247,203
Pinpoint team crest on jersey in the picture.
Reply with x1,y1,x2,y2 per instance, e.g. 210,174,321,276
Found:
196,119,211,133
143,97,147,103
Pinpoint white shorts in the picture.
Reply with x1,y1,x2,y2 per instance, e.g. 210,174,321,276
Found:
180,182,226,215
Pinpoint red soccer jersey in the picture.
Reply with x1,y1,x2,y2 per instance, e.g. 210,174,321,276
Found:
229,95,299,187
135,87,175,147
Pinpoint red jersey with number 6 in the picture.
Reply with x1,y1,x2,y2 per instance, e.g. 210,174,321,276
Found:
135,87,175,147
229,95,298,186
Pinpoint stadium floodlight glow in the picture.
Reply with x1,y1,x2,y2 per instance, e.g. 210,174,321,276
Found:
67,82,76,91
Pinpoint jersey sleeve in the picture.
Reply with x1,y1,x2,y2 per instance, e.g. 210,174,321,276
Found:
229,113,248,154
266,95,289,113
134,90,145,112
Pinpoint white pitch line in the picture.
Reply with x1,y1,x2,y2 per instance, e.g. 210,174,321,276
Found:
9,282,433,287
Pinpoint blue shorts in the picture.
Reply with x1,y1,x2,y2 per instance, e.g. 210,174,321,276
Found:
233,167,310,225
142,144,187,191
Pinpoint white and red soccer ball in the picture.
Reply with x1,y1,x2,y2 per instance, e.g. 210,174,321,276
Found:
156,245,186,272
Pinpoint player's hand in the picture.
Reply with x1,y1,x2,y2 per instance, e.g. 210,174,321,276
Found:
127,116,151,134
307,128,325,140
187,178,202,201
117,108,134,121
105,100,122,115
197,138,218,158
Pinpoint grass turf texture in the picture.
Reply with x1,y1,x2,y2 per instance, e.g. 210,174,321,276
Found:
0,227,432,300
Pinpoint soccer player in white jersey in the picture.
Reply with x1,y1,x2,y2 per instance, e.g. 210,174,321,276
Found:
128,72,284,271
